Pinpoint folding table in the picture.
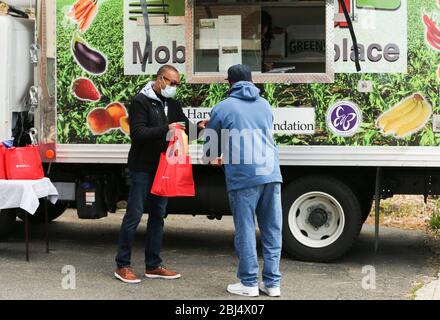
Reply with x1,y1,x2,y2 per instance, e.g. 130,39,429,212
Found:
0,178,59,261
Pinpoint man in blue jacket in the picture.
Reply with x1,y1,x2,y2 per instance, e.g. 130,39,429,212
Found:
203,64,283,297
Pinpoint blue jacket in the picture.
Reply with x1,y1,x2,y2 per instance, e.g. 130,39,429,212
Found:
203,81,283,191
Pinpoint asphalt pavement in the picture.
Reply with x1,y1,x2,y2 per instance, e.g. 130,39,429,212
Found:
0,209,439,300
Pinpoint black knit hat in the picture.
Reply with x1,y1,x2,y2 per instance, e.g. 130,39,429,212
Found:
226,64,252,83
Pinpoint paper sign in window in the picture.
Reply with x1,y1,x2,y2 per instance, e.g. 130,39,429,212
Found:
218,15,242,72
199,18,219,50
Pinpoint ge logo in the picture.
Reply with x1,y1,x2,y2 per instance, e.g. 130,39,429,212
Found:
326,101,362,137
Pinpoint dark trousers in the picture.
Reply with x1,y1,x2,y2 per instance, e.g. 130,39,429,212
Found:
115,170,168,269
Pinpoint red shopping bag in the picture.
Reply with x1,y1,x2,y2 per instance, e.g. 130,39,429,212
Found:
0,145,6,179
5,145,45,180
151,128,195,197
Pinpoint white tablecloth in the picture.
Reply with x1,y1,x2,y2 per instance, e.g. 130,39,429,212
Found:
0,178,59,215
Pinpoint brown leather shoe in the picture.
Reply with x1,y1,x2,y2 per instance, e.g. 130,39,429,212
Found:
114,267,141,284
145,266,181,279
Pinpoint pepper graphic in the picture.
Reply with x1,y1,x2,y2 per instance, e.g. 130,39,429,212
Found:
423,14,440,51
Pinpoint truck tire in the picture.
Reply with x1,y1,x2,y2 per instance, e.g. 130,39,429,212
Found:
0,209,17,241
17,200,68,224
282,175,363,262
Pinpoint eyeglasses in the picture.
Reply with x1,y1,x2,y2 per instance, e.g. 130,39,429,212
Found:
161,75,180,87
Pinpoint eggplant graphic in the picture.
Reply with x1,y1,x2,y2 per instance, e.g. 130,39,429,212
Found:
72,32,107,75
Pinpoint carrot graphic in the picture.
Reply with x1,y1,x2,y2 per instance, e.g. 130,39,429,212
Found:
80,5,97,31
68,0,98,33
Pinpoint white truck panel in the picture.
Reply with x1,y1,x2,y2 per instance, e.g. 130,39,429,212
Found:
56,144,440,167
0,16,34,141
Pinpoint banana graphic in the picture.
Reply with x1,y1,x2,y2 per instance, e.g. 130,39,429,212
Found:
395,100,432,138
383,102,424,134
377,96,418,128
377,93,432,139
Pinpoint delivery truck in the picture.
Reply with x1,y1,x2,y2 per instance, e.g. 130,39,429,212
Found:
0,0,439,262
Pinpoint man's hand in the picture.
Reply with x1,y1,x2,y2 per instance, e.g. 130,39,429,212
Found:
197,119,209,129
168,122,186,131
210,157,223,167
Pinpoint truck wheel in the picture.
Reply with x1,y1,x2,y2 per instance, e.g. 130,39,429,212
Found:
0,209,17,241
17,200,68,224
282,176,363,262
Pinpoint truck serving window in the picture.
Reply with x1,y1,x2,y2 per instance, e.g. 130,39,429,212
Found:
185,0,334,83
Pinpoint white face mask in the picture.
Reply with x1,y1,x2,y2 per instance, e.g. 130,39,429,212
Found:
160,76,177,98
161,85,177,98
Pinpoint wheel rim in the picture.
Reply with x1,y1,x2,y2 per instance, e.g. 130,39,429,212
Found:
288,191,345,248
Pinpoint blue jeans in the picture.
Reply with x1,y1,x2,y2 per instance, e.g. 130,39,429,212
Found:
228,182,282,288
115,170,168,269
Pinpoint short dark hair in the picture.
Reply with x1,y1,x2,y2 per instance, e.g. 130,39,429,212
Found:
156,65,179,77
